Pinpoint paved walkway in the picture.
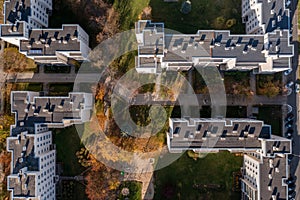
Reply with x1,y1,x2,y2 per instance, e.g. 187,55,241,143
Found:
131,93,287,107
60,176,85,181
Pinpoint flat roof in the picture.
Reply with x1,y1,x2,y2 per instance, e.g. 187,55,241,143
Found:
8,174,36,198
260,0,289,33
7,133,39,174
136,20,293,71
0,21,25,37
19,25,81,56
260,155,288,199
4,0,31,24
169,118,270,150
12,92,86,127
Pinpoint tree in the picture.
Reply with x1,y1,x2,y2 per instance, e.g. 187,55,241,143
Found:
85,162,120,200
3,47,36,73
226,19,236,28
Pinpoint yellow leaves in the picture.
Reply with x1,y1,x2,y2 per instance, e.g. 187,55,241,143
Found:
3,47,37,73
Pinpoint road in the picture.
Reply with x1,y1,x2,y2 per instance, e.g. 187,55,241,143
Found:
288,0,300,199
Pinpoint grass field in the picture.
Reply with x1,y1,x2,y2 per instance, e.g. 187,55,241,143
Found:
224,71,251,95
226,106,247,118
53,125,88,200
150,0,245,34
117,181,142,200
255,105,282,136
6,83,43,92
49,83,74,96
154,151,243,200
113,0,150,30
16,83,43,91
256,73,282,97
53,125,86,176
0,0,4,24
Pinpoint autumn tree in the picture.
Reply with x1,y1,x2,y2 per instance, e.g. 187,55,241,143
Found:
2,47,36,73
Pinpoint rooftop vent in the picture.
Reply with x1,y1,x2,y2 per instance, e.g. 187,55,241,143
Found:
269,174,273,179
277,15,282,22
268,186,272,191
272,20,276,28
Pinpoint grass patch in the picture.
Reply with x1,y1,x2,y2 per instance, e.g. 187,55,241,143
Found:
58,181,87,200
226,106,247,118
138,83,155,93
7,83,43,92
154,151,243,200
192,69,208,94
53,125,86,176
44,65,71,73
117,181,142,200
18,83,42,91
256,73,282,97
224,71,251,95
3,47,37,73
113,0,150,30
150,0,245,34
0,0,4,24
49,83,74,96
255,105,282,136
53,125,87,200
199,106,247,118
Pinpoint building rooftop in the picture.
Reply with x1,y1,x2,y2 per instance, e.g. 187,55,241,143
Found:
259,155,288,200
4,0,31,24
19,25,81,56
11,91,92,128
8,174,36,198
136,20,293,73
7,132,39,174
260,0,290,33
0,21,25,37
168,118,271,151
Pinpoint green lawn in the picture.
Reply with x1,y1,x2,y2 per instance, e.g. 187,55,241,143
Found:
53,125,86,176
154,151,243,200
58,181,87,200
54,126,89,199
118,181,142,200
49,83,74,96
256,73,282,97
226,106,247,118
150,0,245,34
44,65,71,73
255,105,282,136
19,83,43,91
113,0,150,30
8,83,43,92
224,71,251,95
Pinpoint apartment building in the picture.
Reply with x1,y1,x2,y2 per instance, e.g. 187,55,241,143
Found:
242,0,290,34
167,118,272,153
0,0,90,64
7,91,92,199
135,0,293,74
11,91,93,128
7,124,56,200
167,117,292,200
241,136,291,200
